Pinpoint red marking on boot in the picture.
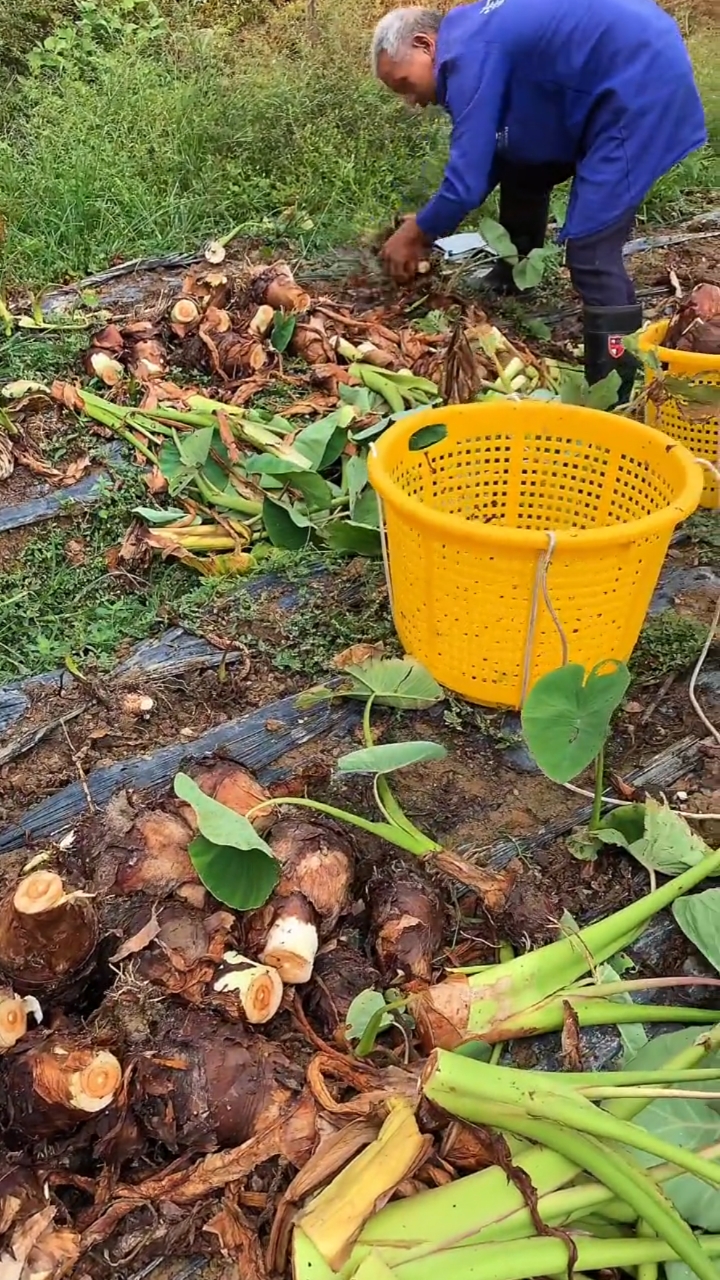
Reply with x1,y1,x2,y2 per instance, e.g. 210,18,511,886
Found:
608,335,625,359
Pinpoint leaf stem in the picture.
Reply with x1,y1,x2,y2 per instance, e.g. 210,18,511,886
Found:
590,746,604,830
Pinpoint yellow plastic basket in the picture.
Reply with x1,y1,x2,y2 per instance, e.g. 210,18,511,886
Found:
639,320,720,509
367,401,702,709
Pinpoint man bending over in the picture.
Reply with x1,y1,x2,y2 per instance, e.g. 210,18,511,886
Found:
374,0,706,400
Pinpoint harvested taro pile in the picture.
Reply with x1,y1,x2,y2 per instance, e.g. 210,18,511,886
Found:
664,281,720,355
2,717,720,1280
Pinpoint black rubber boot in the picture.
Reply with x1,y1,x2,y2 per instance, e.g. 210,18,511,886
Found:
583,304,643,405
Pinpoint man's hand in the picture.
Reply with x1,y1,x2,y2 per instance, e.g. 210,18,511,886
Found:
380,215,430,283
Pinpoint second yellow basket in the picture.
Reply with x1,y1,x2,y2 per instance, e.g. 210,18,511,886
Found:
639,320,720,508
367,401,702,709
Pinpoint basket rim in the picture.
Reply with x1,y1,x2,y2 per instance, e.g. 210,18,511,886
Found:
640,319,720,373
367,400,703,551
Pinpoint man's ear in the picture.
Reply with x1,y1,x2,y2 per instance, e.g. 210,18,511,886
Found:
413,32,436,57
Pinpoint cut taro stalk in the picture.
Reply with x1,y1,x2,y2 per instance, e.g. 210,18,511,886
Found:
243,820,355,986
212,950,284,1024
3,1030,122,1139
368,861,444,983
0,871,99,1003
304,943,381,1046
290,318,335,366
0,985,36,1052
126,1012,315,1154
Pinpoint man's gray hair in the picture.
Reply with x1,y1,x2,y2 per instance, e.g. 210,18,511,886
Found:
371,7,442,73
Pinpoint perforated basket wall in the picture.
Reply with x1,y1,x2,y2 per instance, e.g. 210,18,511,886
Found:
640,320,720,509
367,402,702,709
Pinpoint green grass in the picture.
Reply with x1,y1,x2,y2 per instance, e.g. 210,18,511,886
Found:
0,0,716,288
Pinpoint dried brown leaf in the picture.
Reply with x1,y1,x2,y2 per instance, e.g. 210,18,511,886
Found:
331,642,385,670
146,467,168,495
204,1200,267,1280
61,455,90,487
110,912,161,963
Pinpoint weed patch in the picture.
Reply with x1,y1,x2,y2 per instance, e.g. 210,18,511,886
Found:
630,609,709,687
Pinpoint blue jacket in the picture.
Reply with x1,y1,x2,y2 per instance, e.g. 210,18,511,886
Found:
416,0,706,243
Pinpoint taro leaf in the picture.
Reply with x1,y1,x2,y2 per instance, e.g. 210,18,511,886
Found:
271,311,296,353
350,415,393,444
323,520,381,557
345,989,393,1053
345,454,368,512
285,471,334,512
337,740,447,775
586,370,622,411
262,496,314,550
598,803,647,846
673,888,720,975
628,798,709,876
408,423,448,452
133,506,191,525
521,661,631,783
339,383,375,414
477,217,519,264
178,426,215,468
619,1027,720,1107
512,248,547,291
350,488,381,528
173,773,278,910
245,454,305,478
342,656,444,708
294,408,354,470
622,1095,720,1230
663,377,720,407
558,369,590,406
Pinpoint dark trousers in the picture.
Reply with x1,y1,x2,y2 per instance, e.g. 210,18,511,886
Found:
495,160,638,307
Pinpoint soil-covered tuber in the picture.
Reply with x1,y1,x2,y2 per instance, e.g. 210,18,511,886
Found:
665,282,720,354
3,1030,122,1139
251,262,311,314
132,902,283,1024
127,1012,315,1154
95,802,198,900
304,943,381,1045
368,862,444,982
243,821,355,985
0,871,99,1002
180,762,275,833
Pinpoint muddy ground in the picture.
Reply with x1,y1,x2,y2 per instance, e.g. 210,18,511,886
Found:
1,223,720,1280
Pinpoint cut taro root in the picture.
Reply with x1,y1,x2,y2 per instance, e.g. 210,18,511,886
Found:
132,903,283,1024
368,862,444,982
0,871,99,1002
243,821,355,985
0,985,34,1051
290,318,335,366
3,1029,123,1139
665,282,720,353
127,338,167,381
126,1012,314,1153
251,262,311,314
304,943,381,1045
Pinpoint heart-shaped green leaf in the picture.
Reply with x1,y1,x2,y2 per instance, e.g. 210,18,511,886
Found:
337,740,446,775
673,887,720,975
173,773,279,910
521,661,630,783
341,656,443,709
629,798,709,876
